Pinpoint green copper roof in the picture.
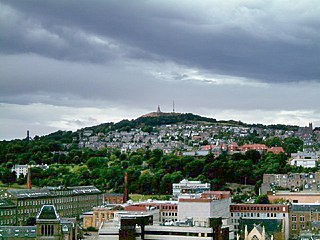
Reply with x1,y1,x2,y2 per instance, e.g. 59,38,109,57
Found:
37,205,59,220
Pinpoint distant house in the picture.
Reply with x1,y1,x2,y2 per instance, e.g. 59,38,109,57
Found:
240,144,268,153
290,151,319,168
172,179,210,199
268,147,285,154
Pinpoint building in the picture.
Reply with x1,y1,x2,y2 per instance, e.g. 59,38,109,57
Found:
178,191,233,239
36,205,78,240
290,151,319,168
0,205,80,240
0,226,36,239
230,204,289,240
289,203,320,239
0,198,17,226
240,144,268,154
11,164,49,178
260,172,320,195
98,215,228,240
83,205,117,229
124,200,178,224
104,193,124,204
267,147,285,155
172,179,211,199
0,185,103,225
268,191,320,204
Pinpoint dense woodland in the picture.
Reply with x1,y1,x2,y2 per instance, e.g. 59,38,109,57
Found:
0,114,312,202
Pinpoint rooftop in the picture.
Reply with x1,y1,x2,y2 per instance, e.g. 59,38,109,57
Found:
37,205,60,220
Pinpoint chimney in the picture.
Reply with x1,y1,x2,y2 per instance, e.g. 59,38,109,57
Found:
123,172,129,203
27,166,32,189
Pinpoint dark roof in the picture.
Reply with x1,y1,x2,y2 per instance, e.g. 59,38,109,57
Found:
6,185,101,199
291,204,320,212
37,205,59,220
0,226,36,238
0,198,16,208
7,189,51,199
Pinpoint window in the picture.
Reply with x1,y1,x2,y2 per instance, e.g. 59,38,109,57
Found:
300,215,305,222
292,223,296,230
292,215,297,222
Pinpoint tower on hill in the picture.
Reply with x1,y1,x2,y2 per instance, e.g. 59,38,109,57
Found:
157,105,161,113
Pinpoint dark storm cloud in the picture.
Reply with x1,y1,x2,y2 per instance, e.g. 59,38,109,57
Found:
1,0,320,83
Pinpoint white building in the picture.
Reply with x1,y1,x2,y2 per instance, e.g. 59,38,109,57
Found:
290,151,319,168
177,191,233,239
172,179,210,199
11,164,49,178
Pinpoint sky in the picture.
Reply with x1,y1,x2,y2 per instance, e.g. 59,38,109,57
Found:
1,0,320,140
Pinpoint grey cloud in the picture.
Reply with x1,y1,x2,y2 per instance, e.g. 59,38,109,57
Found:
1,0,320,82
1,54,320,113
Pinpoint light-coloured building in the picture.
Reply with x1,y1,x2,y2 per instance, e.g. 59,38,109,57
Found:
178,191,233,239
83,205,116,229
97,215,228,240
260,172,320,194
172,179,210,199
11,164,49,178
290,151,319,168
268,191,320,204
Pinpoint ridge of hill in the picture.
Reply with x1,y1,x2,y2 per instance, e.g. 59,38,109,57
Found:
37,112,300,143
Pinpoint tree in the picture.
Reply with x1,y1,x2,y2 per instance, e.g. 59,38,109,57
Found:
254,194,270,204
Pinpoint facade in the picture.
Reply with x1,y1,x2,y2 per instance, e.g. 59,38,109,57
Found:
104,193,124,204
0,205,79,240
0,185,102,225
260,172,320,194
11,164,49,178
0,198,17,226
178,191,233,239
290,151,319,168
230,204,289,240
289,203,320,239
124,200,178,224
83,205,116,229
268,191,320,204
172,179,210,199
98,215,228,240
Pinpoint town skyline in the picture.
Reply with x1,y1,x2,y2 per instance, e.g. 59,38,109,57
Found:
1,0,320,140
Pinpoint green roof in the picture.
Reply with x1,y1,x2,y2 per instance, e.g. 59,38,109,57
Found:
37,205,59,220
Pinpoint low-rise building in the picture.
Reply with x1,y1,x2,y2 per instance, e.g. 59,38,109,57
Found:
289,203,320,239
230,204,289,240
172,179,210,199
178,191,233,239
268,191,320,204
260,172,320,194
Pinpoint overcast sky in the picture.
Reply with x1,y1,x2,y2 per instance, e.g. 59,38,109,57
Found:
1,0,320,140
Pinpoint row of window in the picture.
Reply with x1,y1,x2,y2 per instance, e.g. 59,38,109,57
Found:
231,205,285,212
0,218,15,225
162,212,177,217
17,195,98,207
291,215,305,222
231,212,285,218
0,209,15,216
161,205,177,210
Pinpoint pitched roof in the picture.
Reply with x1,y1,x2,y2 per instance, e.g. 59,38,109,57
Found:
37,205,60,220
